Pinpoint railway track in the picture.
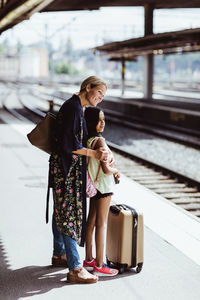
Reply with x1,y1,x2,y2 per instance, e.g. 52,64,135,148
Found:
109,144,200,219
23,81,200,149
2,84,200,219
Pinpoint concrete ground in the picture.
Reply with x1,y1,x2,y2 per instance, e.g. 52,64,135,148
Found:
0,109,200,300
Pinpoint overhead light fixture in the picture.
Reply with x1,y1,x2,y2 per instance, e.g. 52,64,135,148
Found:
0,0,54,30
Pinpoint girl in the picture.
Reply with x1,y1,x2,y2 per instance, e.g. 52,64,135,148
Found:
83,106,120,276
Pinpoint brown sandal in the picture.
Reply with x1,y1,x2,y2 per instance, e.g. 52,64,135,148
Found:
52,255,68,267
67,267,98,284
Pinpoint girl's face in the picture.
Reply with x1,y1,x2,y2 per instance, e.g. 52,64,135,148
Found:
86,84,106,107
96,111,105,133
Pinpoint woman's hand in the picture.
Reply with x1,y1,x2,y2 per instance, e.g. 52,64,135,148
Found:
95,147,109,161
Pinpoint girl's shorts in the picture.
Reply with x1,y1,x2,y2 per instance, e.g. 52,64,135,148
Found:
91,189,113,200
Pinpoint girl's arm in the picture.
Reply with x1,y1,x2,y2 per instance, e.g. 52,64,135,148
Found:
94,138,120,177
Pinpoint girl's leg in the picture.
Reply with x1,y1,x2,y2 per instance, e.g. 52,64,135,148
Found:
85,198,97,261
95,195,111,267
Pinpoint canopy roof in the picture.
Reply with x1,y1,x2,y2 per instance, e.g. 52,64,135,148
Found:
41,0,200,11
1,0,200,34
93,28,200,57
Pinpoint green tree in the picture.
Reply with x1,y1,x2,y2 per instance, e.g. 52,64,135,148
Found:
54,62,79,75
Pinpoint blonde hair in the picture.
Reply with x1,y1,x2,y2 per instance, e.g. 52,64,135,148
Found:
79,76,107,93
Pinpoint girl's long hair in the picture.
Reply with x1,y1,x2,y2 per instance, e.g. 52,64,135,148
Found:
84,106,102,139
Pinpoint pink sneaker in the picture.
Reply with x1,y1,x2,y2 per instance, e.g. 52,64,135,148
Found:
93,263,119,276
83,258,96,271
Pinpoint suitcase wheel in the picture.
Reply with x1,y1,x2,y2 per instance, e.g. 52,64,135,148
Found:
119,266,125,274
117,263,127,274
136,263,143,273
106,258,126,274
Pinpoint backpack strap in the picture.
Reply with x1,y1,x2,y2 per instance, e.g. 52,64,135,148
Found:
87,137,102,183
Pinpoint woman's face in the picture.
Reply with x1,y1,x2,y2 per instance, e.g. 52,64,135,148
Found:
96,111,105,133
86,84,106,107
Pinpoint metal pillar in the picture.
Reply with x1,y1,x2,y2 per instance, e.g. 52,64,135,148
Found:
143,4,154,99
121,59,125,96
144,4,153,36
144,54,153,99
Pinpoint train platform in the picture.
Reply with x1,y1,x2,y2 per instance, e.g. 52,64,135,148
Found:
1,109,200,300
55,84,200,135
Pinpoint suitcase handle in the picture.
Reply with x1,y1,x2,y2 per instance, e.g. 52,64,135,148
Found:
110,205,121,215
110,205,138,226
110,204,133,215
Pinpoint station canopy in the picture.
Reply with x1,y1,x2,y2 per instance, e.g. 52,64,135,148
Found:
1,0,200,34
93,28,200,59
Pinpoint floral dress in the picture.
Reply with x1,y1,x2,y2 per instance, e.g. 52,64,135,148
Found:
49,95,87,246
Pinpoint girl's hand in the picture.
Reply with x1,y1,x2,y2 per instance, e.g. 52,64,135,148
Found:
108,154,115,166
109,158,115,167
114,171,120,179
114,171,120,184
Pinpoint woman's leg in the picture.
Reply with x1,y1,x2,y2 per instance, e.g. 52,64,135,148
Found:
52,216,66,256
62,233,98,283
62,233,81,270
52,191,65,258
85,198,97,261
95,195,111,267
52,216,67,266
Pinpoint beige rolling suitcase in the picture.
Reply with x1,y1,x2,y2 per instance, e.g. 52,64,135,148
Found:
106,204,144,273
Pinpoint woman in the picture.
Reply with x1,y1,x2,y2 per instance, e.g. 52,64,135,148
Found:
50,76,108,284
83,107,120,276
